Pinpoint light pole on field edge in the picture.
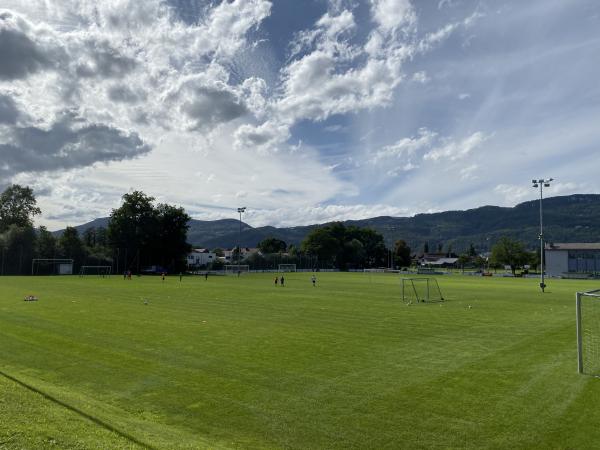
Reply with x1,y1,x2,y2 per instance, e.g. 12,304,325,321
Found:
237,207,246,266
532,178,553,293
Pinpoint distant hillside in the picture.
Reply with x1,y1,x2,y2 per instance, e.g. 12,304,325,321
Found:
52,217,109,237
54,194,600,253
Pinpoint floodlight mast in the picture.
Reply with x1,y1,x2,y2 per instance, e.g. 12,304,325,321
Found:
237,207,246,266
532,178,553,292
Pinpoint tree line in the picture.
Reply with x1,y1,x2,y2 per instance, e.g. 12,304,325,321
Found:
0,186,190,275
0,183,539,275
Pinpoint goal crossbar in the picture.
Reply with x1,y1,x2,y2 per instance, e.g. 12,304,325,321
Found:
401,277,444,304
31,258,74,275
278,264,297,272
225,265,250,275
79,265,112,276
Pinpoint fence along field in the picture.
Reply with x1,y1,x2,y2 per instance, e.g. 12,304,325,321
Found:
1,273,600,449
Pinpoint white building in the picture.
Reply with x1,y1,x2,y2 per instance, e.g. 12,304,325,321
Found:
187,249,216,268
545,243,600,277
223,247,260,261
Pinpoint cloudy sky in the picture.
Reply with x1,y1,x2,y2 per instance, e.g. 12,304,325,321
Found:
1,0,599,230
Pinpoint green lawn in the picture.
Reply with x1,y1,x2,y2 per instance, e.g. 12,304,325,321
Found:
1,273,599,449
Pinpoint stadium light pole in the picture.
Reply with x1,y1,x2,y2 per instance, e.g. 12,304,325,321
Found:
532,178,553,293
237,207,246,266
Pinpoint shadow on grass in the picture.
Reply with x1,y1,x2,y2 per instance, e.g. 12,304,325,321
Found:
0,369,155,450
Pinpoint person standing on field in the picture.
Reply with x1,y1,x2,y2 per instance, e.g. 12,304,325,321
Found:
280,275,285,287
311,275,316,287
274,276,278,286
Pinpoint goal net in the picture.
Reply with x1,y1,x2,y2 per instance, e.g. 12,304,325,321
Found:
576,289,600,375
225,265,250,275
278,264,297,272
79,265,112,277
401,277,444,304
31,259,73,275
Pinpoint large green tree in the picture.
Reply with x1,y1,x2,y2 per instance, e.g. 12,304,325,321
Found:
346,227,387,268
258,237,287,254
301,223,386,269
82,227,97,247
491,236,529,275
108,191,158,272
35,226,57,259
394,240,412,267
0,184,41,232
154,203,191,270
0,225,36,275
58,226,86,269
107,191,191,272
301,226,340,267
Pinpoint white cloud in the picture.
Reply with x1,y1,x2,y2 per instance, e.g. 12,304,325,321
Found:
234,120,291,152
494,184,535,204
386,162,419,176
372,128,437,163
417,10,483,53
236,0,476,155
270,5,416,132
459,164,479,180
545,181,584,197
370,0,416,33
438,0,458,9
423,131,489,161
372,128,490,172
237,203,414,227
412,71,430,83
324,124,347,133
201,0,272,58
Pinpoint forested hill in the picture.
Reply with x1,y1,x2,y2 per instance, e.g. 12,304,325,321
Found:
57,194,600,253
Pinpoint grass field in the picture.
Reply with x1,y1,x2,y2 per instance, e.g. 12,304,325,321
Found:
1,273,600,449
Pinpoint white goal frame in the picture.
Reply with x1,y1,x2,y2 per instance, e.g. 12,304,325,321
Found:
31,258,74,275
401,277,444,304
79,265,112,277
225,264,250,275
576,289,600,375
278,264,297,272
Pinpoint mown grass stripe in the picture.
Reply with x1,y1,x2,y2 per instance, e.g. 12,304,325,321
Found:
0,368,153,449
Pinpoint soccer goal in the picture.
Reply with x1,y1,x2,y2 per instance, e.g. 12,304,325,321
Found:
31,259,74,275
576,289,600,375
278,264,297,272
79,265,112,277
225,264,250,275
401,277,444,304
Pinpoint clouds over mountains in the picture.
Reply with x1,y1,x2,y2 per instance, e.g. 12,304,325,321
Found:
1,0,597,229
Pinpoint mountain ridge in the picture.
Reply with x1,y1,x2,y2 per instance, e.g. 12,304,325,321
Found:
53,194,600,253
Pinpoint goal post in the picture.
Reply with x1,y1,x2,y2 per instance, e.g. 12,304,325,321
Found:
225,264,250,275
278,264,297,272
31,259,74,275
401,277,444,304
576,289,600,375
79,265,112,277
